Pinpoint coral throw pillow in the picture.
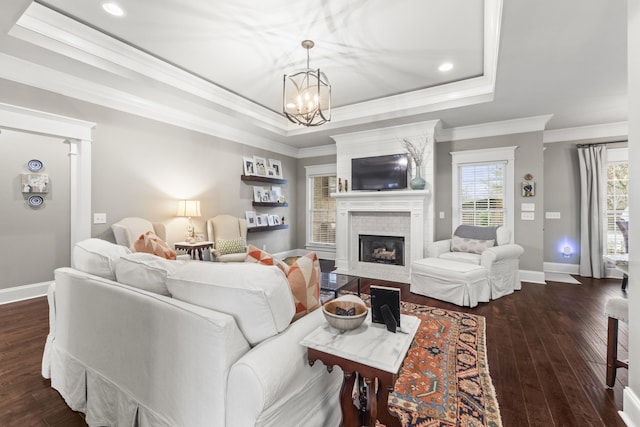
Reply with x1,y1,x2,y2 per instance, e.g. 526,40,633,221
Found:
287,252,321,321
245,244,289,274
132,231,177,260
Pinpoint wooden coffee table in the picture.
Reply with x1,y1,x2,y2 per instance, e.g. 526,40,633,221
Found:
301,312,420,427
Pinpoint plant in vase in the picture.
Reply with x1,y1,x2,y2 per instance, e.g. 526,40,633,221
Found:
402,136,429,190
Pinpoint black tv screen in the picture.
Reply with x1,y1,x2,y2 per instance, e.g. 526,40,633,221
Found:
351,154,408,191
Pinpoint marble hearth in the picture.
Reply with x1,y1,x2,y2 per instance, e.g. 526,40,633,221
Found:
332,190,431,283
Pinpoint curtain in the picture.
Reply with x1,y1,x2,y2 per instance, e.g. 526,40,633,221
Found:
578,145,607,278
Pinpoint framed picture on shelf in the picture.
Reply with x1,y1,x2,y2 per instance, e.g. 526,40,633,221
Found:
245,211,257,228
254,156,267,176
272,215,281,225
253,186,264,202
267,215,277,226
266,167,277,178
271,186,283,202
256,214,269,227
243,157,255,176
268,159,283,178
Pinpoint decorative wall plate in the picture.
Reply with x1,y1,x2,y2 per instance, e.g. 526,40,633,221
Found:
27,159,43,171
28,195,44,207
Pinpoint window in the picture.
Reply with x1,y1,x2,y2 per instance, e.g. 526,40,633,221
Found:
459,162,506,226
305,164,337,249
451,147,515,236
606,148,628,255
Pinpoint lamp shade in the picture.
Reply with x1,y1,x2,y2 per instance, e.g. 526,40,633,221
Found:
176,200,201,217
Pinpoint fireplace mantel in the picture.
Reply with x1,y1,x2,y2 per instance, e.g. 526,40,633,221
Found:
332,190,431,282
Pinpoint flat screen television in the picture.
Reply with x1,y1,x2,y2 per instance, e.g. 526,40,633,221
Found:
351,153,408,191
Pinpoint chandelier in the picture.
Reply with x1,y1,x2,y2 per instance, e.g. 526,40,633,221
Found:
283,40,331,127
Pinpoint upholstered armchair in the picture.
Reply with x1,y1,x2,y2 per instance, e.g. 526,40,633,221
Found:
206,214,248,262
427,225,524,299
112,217,167,248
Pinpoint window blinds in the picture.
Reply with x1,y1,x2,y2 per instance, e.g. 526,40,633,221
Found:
458,162,506,226
310,176,337,244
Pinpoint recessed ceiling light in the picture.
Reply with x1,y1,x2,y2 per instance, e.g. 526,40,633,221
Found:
102,1,126,17
439,62,453,72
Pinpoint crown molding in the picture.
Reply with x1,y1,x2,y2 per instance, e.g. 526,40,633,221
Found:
8,0,502,139
543,121,628,143
297,144,337,159
0,101,95,140
0,53,297,157
437,114,553,142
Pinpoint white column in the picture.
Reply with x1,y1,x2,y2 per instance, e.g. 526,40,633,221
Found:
68,138,92,253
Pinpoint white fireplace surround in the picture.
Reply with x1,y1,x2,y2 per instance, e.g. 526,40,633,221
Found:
333,190,431,283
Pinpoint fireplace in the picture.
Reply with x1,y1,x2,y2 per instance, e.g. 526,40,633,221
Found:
359,234,405,266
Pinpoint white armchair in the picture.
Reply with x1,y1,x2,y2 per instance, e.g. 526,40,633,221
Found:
428,225,524,299
206,215,248,262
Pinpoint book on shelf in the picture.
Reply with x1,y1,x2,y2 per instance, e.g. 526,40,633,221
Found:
370,285,401,331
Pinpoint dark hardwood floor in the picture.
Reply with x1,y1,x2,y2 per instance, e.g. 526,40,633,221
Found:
0,272,628,426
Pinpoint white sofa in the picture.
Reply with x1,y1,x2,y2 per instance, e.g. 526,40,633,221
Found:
423,225,524,300
42,239,341,427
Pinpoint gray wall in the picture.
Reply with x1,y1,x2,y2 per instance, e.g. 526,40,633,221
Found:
295,155,337,249
0,79,297,289
434,132,545,272
0,129,70,289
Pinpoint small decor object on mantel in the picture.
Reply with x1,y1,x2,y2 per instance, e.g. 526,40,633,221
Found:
402,136,429,190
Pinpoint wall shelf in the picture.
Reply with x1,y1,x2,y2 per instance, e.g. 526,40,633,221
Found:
247,224,289,233
252,201,288,207
241,175,288,185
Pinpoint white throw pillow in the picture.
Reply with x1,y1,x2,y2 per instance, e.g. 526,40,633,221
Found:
166,262,295,346
115,253,186,296
451,235,495,255
72,238,131,280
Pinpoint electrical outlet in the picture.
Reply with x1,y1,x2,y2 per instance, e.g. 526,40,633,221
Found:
93,213,107,224
545,212,561,219
439,211,445,219
521,203,535,212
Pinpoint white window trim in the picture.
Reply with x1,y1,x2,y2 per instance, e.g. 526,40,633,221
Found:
305,164,337,251
451,146,516,240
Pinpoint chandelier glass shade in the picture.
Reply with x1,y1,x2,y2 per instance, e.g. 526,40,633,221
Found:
283,40,331,127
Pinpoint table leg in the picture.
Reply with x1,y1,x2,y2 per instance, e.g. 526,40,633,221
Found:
364,377,376,427
340,370,359,427
376,379,401,427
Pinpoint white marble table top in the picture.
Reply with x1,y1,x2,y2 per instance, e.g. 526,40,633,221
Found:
301,313,420,374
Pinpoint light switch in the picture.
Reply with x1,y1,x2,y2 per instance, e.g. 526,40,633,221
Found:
521,212,535,221
521,203,535,212
439,211,445,219
93,213,107,224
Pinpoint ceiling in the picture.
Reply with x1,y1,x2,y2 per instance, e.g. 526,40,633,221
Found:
0,0,628,154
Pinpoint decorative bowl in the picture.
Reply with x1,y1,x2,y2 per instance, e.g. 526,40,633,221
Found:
322,297,368,331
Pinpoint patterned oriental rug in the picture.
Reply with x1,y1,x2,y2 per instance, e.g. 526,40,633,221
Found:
358,295,502,427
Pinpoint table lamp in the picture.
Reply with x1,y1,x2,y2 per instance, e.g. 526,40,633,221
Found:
176,200,201,241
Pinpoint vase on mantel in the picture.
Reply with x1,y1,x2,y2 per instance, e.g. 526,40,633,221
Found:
410,165,426,190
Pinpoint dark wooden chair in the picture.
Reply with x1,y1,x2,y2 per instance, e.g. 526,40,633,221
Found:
605,297,629,387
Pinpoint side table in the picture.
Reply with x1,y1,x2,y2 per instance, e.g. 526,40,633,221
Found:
301,311,420,427
174,241,214,260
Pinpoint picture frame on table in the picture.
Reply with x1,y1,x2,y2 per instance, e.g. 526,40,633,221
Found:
267,215,277,226
268,159,283,178
243,157,255,176
245,211,257,228
254,156,267,176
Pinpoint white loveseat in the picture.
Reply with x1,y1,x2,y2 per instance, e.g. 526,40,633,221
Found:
426,225,524,299
41,239,341,427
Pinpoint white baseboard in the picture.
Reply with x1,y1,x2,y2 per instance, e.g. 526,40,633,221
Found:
621,387,640,427
519,270,546,284
544,262,579,274
0,281,52,305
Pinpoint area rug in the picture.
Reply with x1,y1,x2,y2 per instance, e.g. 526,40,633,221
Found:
358,294,502,427
544,272,581,284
